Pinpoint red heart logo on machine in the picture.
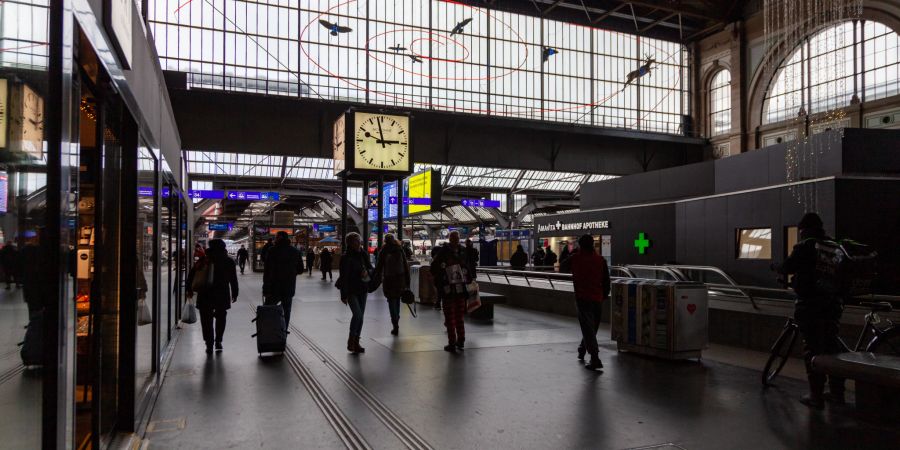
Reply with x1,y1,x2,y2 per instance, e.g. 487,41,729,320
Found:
687,304,697,315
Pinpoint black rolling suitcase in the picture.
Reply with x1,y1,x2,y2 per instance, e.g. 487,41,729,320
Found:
252,303,287,355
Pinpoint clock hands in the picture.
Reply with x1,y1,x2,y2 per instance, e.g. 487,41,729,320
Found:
376,117,386,148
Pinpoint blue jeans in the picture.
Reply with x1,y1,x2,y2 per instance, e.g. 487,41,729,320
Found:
387,297,400,326
348,293,368,337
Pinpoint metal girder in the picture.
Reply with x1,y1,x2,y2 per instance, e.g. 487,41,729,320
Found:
592,2,628,24
515,199,580,223
639,12,678,33
543,0,566,15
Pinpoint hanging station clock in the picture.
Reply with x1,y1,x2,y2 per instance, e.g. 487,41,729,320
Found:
333,109,412,178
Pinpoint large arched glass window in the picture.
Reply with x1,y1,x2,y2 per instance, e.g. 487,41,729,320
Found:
709,70,731,136
764,20,900,124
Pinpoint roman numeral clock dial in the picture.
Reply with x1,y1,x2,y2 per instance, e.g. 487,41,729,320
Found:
353,112,410,173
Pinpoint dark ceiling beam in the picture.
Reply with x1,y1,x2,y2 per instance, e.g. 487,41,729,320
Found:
592,2,628,24
543,0,566,15
527,0,697,33
639,12,678,33
608,0,721,22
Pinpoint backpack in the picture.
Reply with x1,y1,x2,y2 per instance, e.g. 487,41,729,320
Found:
382,249,406,277
813,239,878,297
191,259,215,293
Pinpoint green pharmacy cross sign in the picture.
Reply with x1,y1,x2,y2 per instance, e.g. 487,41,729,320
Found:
634,232,651,255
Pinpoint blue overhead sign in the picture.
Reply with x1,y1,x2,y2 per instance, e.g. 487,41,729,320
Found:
314,224,336,233
461,199,501,208
188,190,226,200
208,222,233,231
496,229,532,239
226,191,280,201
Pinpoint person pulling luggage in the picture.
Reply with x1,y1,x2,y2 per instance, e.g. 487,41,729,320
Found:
263,231,300,328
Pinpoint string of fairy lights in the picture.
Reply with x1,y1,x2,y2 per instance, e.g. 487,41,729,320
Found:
764,0,863,212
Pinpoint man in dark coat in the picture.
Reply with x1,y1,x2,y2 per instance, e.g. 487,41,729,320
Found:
531,247,546,268
306,248,316,277
510,245,528,270
259,238,274,268
263,231,301,327
187,239,239,354
319,247,334,281
544,246,558,269
0,243,19,289
236,245,249,274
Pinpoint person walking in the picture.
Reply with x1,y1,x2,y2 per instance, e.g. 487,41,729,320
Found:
320,247,334,281
544,246,558,270
776,212,846,409
402,241,414,260
510,244,528,270
338,233,373,354
259,238,274,268
465,238,479,276
186,239,239,354
306,247,316,277
0,243,19,289
559,244,572,273
373,234,410,336
263,231,301,328
569,234,610,371
431,231,471,353
430,243,447,310
236,245,249,275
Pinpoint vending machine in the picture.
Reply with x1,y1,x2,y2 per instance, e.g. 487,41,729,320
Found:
610,279,708,359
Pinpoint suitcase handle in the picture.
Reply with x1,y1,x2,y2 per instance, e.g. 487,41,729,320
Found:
251,333,257,338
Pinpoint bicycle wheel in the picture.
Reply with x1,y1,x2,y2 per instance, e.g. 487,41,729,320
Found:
866,327,900,355
762,325,798,387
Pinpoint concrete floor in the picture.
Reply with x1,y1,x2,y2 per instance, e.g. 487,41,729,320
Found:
140,273,898,449
0,285,44,449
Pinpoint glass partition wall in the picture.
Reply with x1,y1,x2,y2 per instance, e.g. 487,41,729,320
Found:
0,0,50,445
0,1,190,444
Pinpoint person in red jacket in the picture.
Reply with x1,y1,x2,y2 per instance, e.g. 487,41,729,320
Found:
569,234,611,371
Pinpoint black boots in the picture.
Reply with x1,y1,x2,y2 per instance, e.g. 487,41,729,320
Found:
205,342,213,354
348,336,365,354
584,356,603,371
577,347,586,361
391,324,399,336
215,342,223,352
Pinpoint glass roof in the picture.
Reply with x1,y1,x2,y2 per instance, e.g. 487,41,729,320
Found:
186,152,618,193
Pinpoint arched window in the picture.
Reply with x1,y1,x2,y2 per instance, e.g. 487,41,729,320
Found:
763,20,900,124
709,69,731,136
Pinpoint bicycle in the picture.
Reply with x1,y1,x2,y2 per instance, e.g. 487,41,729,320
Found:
762,301,900,387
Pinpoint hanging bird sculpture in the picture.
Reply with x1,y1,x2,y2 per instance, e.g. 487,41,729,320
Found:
319,19,353,36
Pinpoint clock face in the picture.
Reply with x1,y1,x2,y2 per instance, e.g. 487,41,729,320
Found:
333,113,346,174
353,112,410,172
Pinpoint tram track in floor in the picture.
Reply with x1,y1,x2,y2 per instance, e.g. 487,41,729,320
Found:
289,323,434,450
0,363,25,386
247,304,371,450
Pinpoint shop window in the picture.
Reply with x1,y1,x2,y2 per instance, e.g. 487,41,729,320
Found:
737,228,772,259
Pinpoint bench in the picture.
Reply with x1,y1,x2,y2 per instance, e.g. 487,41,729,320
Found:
812,352,900,421
469,293,507,321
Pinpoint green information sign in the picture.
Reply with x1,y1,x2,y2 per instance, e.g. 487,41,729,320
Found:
634,232,651,255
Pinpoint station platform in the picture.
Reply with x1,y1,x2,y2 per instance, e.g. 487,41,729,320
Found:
135,273,899,449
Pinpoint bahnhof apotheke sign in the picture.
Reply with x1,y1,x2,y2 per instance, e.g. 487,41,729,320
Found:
538,220,610,233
